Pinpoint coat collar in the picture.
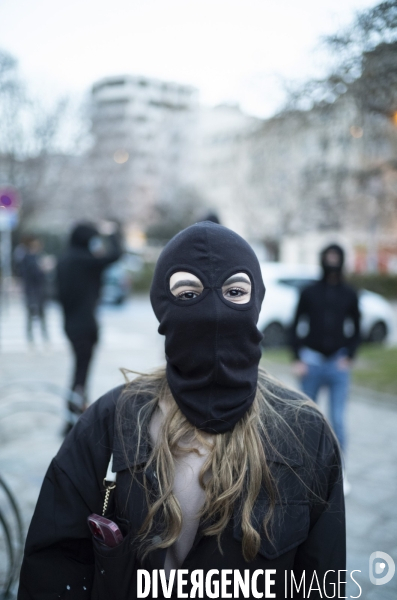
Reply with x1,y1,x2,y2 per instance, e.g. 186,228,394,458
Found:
111,383,305,474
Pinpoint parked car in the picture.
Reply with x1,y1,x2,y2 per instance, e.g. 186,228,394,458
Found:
258,262,395,347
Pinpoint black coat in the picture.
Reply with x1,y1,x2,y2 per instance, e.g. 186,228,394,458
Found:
20,253,47,309
56,234,122,341
291,280,360,359
18,382,345,600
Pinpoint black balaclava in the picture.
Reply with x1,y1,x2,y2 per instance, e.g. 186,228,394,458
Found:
320,243,345,281
69,223,98,249
150,221,266,433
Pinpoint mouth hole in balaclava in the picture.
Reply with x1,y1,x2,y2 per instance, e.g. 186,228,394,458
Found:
169,271,252,304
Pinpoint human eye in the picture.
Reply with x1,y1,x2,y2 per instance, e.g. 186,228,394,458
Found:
223,286,248,299
221,272,252,304
176,290,201,300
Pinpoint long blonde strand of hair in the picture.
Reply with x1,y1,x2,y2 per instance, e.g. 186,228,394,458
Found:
118,366,315,562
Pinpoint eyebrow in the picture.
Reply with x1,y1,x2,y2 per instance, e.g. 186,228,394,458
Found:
170,279,204,292
223,275,251,286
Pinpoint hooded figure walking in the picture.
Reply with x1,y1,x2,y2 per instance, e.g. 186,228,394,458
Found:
290,244,360,489
57,221,122,432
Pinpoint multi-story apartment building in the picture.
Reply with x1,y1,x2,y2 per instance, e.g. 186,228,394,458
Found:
12,62,397,272
195,103,261,234
89,75,199,226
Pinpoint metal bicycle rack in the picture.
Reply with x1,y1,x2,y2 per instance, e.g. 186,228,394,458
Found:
0,382,80,598
0,476,24,600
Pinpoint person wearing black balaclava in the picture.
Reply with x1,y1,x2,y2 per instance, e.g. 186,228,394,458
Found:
56,221,122,433
149,220,265,432
291,243,360,479
19,223,345,600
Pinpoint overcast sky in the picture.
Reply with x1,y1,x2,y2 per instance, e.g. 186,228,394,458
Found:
0,0,379,117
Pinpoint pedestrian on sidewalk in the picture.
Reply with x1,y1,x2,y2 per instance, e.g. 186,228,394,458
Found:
290,243,361,484
56,221,122,433
19,223,345,599
18,237,48,349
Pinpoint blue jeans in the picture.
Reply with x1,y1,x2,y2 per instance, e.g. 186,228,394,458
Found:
300,348,350,453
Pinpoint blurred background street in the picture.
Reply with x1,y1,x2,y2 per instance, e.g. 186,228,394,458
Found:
1,0,397,596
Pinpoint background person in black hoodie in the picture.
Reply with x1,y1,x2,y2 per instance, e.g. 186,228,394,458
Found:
290,244,360,463
57,221,122,431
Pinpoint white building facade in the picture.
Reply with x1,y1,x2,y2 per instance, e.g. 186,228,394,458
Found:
196,95,397,271
90,74,199,227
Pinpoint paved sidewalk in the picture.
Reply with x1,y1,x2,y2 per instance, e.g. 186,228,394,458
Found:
1,296,397,598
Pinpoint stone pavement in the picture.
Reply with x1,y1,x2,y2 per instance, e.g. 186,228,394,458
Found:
1,295,397,598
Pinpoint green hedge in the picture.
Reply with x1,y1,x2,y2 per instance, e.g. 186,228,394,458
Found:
347,274,397,299
353,343,397,396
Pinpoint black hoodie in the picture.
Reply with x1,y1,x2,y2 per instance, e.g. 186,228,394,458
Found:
291,246,360,359
56,224,122,340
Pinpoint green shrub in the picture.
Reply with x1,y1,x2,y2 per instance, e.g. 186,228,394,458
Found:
347,274,397,299
353,344,397,395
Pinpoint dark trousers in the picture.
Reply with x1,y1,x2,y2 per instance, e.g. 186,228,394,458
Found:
63,335,97,431
26,301,48,343
69,336,97,392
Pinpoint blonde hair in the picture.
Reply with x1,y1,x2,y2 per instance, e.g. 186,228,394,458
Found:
117,366,322,562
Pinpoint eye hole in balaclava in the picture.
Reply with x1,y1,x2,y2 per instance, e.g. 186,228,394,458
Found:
221,272,251,304
169,271,252,304
169,271,204,300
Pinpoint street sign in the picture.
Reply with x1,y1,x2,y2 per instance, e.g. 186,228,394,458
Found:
0,186,20,231
0,187,19,210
